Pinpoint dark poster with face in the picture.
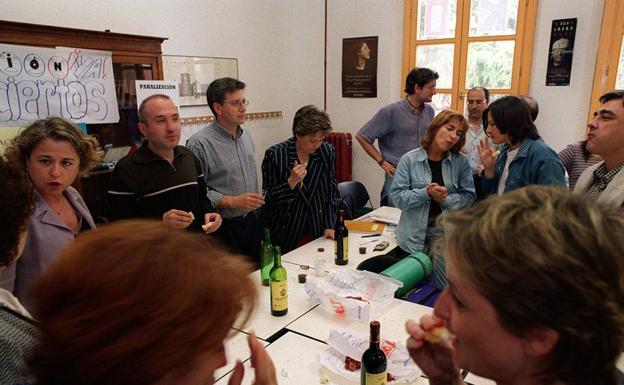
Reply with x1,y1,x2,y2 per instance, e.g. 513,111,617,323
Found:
342,36,378,98
546,18,577,86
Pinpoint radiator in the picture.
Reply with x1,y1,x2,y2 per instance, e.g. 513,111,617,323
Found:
325,132,352,183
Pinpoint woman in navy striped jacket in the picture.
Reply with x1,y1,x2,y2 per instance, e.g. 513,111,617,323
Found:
260,105,338,253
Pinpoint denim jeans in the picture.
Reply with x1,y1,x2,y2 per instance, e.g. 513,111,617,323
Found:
381,172,396,207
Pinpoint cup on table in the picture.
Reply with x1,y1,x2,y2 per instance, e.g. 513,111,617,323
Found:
314,259,327,276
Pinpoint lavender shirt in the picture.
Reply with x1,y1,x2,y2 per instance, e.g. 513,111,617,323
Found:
358,99,435,166
0,187,95,309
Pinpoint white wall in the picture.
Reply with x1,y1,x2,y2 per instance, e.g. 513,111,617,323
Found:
529,0,604,151
326,0,405,206
326,0,604,206
1,0,326,177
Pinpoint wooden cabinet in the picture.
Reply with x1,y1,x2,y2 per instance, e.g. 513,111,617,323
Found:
0,20,167,220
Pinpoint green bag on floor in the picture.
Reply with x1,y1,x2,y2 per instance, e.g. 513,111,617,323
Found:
380,252,432,298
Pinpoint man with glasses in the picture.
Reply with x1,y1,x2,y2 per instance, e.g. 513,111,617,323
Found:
462,86,490,200
356,67,438,206
187,77,263,265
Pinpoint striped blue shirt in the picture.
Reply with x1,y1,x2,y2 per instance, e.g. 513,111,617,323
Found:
186,121,259,219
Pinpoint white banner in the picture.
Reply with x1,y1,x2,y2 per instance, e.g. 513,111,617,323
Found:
0,43,120,126
135,80,180,110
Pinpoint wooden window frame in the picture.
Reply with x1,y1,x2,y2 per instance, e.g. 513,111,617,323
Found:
588,0,623,120
401,0,538,110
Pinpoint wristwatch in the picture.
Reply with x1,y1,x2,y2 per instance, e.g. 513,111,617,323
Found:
377,158,385,166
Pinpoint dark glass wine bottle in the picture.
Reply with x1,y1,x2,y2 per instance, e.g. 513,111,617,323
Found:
260,228,274,286
361,320,387,385
335,209,349,265
269,246,288,316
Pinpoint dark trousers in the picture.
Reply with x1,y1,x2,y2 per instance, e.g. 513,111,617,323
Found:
215,213,261,268
357,246,410,273
473,173,485,201
357,227,442,274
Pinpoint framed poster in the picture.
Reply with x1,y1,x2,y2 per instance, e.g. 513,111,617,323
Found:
342,36,378,98
162,55,238,106
546,18,577,86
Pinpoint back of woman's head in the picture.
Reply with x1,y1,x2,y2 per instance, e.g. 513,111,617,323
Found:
441,186,624,385
483,95,539,145
0,156,34,266
32,220,257,385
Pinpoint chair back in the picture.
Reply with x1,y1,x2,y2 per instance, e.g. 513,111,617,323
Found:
337,181,372,218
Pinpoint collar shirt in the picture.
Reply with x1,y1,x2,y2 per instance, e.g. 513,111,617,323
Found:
357,99,434,166
0,188,95,309
482,138,565,196
462,121,488,172
585,162,624,201
107,143,212,228
390,148,475,252
186,121,258,219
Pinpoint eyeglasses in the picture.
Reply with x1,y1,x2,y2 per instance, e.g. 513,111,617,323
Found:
223,99,250,108
467,99,486,105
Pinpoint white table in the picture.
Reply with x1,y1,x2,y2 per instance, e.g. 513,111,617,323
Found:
241,262,319,341
286,297,432,344
281,206,401,270
214,331,268,382
216,331,427,385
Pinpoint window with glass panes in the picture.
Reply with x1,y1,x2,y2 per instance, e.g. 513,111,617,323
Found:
402,0,538,114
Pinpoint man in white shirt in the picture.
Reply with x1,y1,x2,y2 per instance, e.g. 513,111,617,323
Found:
462,86,489,200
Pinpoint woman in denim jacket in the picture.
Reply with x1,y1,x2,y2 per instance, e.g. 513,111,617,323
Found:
478,96,565,196
357,111,475,275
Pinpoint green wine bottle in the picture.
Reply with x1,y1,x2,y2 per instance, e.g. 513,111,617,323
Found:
361,320,387,385
335,209,349,265
269,246,288,316
260,228,274,286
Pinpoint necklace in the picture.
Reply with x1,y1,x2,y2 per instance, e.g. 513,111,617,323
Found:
48,197,66,216
405,97,422,115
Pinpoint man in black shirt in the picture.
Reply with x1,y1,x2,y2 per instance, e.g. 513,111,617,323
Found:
107,94,222,232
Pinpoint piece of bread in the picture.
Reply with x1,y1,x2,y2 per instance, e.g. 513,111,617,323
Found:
424,326,452,343
491,149,501,158
202,222,213,232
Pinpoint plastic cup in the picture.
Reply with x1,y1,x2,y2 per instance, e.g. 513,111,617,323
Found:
314,259,327,276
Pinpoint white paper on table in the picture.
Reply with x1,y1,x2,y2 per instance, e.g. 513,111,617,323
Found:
304,269,402,321
382,224,397,238
319,329,422,383
367,214,399,226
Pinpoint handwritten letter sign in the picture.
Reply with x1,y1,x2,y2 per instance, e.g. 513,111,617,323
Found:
0,44,120,126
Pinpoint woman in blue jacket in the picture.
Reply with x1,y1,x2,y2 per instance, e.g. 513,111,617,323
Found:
358,110,475,273
478,96,565,195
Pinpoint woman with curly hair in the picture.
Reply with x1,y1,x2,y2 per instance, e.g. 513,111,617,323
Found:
0,117,103,309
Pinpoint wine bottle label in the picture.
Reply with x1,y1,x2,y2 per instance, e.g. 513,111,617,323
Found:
364,371,387,385
270,281,288,311
343,238,349,261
